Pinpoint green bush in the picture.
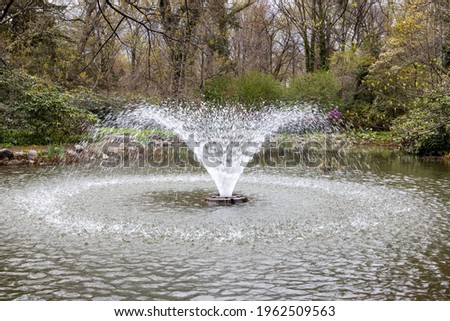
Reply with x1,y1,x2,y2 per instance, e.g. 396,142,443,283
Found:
203,71,284,107
341,101,393,130
287,71,342,109
71,91,129,119
392,90,450,155
203,76,233,102
234,71,284,104
0,69,98,145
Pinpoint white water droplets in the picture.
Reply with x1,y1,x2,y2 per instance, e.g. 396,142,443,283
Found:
111,101,329,196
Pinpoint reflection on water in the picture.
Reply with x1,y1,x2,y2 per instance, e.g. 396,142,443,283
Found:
0,150,449,300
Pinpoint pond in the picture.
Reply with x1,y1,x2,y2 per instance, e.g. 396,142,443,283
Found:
0,149,449,300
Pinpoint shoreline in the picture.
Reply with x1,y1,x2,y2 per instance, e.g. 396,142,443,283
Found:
1,133,448,168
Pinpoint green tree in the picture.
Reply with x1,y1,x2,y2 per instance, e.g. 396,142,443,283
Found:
365,0,450,128
1,0,73,82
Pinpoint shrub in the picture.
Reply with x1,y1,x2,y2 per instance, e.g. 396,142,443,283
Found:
71,91,129,119
392,90,450,155
287,71,342,109
330,48,375,102
16,85,97,143
203,76,234,102
234,71,284,105
203,71,284,107
0,69,98,145
341,101,393,130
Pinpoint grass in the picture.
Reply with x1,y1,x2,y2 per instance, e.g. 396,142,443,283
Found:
96,127,174,143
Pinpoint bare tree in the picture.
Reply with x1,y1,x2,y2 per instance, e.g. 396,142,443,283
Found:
277,0,350,71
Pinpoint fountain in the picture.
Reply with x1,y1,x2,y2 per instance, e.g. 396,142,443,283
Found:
1,101,448,301
114,101,328,204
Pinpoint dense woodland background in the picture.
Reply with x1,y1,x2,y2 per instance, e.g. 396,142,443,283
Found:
1,0,449,155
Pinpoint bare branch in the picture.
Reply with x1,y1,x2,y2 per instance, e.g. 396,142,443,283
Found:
0,0,15,23
79,16,125,74
104,0,177,41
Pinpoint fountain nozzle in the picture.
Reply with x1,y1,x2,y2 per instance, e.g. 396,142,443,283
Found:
203,194,249,205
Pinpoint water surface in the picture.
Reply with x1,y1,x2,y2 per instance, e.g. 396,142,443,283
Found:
0,150,449,300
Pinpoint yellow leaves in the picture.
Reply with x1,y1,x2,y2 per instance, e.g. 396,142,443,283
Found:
365,0,443,111
391,1,429,48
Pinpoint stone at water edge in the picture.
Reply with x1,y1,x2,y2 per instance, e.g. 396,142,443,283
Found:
0,149,14,160
27,149,38,160
75,144,84,153
14,151,26,159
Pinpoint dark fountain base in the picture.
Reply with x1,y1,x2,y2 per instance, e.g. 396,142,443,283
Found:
204,194,249,205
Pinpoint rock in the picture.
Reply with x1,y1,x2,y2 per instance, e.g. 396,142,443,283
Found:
75,144,84,153
27,149,38,160
66,150,78,157
8,159,21,166
111,147,121,154
0,149,14,160
14,151,25,159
